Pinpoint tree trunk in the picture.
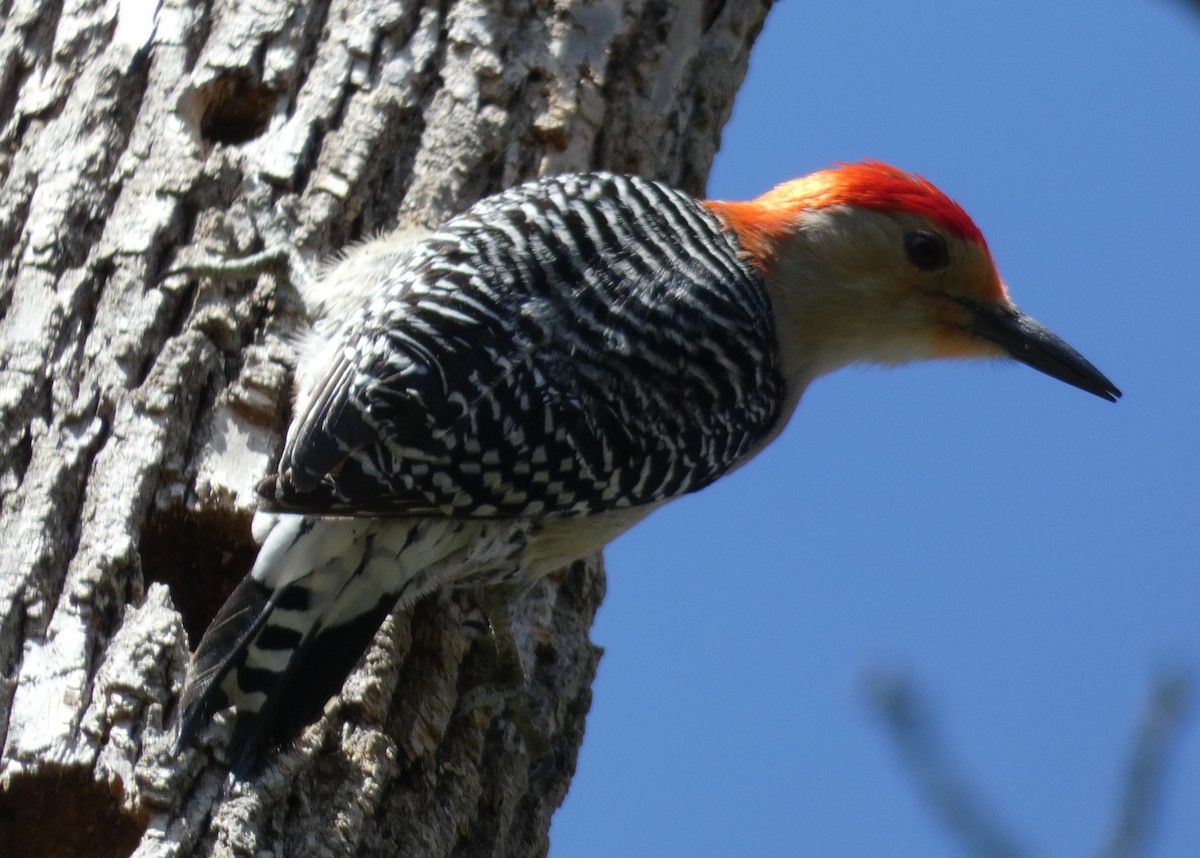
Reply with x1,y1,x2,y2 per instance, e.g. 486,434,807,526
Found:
0,0,771,854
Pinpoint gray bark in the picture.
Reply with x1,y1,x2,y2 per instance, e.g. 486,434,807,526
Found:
0,0,771,855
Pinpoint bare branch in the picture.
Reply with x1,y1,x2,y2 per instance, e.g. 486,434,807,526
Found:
1099,671,1193,858
866,673,1029,858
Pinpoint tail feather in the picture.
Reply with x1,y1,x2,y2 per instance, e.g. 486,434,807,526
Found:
176,575,275,747
177,514,395,774
239,597,397,770
223,582,399,776
177,513,523,775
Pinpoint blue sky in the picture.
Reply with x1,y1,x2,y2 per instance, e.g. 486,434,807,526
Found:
552,1,1200,855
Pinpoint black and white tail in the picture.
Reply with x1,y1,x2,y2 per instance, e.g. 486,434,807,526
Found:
176,513,493,775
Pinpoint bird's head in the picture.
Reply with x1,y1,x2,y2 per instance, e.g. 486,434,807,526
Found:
705,161,1120,402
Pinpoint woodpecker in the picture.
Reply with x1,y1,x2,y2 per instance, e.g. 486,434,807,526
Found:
177,163,1120,775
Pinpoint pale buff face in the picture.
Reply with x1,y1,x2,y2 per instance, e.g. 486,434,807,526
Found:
765,206,1012,384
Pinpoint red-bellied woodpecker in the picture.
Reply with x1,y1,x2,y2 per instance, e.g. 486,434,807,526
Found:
177,163,1120,775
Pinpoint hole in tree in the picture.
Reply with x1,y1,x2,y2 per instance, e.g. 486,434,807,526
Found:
141,503,257,648
195,72,280,145
0,765,147,858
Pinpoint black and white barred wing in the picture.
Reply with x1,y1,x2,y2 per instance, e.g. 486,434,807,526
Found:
265,173,787,519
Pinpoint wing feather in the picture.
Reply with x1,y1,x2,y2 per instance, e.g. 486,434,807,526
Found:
263,174,784,518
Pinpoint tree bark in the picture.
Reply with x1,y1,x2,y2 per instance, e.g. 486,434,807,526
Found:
0,0,771,855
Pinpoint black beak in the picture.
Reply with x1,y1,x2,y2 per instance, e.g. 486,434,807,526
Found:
963,300,1121,402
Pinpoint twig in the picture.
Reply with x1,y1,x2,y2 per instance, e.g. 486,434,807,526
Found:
1099,671,1193,858
866,672,1029,858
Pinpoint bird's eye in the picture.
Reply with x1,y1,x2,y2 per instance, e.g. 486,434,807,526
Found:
904,231,950,271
